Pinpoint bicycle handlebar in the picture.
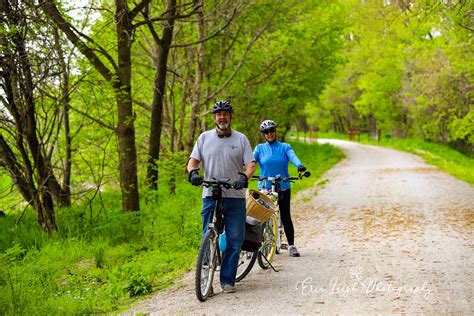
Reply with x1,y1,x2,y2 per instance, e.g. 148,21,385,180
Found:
251,171,311,183
201,179,233,189
199,172,248,190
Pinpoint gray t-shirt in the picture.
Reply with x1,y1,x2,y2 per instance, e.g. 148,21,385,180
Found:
190,129,255,198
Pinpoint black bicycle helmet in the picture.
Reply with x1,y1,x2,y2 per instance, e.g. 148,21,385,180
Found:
211,100,233,114
260,119,277,132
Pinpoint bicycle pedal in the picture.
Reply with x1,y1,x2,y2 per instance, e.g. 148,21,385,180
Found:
280,243,288,250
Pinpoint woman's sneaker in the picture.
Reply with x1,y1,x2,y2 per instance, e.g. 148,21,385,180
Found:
288,245,300,257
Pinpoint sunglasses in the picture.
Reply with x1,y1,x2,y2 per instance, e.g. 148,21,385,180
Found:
262,128,276,134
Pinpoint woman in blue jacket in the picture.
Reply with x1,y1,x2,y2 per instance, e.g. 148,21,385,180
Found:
253,120,306,257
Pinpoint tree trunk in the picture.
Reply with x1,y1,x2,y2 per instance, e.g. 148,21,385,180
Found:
0,135,33,205
177,76,189,152
146,0,177,189
54,27,72,207
41,0,148,212
21,49,58,231
115,0,140,211
184,0,206,153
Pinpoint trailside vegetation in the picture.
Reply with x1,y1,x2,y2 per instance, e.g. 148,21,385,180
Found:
312,0,473,156
0,141,342,314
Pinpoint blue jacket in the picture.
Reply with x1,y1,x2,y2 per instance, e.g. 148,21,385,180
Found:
253,140,303,190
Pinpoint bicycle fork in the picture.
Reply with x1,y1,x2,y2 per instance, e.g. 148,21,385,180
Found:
205,225,221,275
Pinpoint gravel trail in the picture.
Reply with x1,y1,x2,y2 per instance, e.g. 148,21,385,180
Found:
127,139,474,315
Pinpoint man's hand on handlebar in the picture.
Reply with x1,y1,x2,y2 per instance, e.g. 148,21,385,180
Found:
189,169,203,186
233,173,248,190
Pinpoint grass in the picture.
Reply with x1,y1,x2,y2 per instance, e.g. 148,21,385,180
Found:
0,141,343,314
0,185,202,314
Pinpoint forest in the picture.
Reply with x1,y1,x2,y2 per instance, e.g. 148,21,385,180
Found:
0,0,472,313
1,0,472,228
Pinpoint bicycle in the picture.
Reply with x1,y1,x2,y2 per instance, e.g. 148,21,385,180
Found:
235,171,311,280
194,178,235,302
256,171,311,260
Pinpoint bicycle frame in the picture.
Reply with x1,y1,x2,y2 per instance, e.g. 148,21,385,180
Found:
259,178,284,253
195,179,233,302
253,171,311,254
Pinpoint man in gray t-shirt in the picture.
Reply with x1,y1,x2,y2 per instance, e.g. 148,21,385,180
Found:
187,100,255,294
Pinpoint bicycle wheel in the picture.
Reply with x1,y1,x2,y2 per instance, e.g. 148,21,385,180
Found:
195,230,218,301
257,214,278,269
235,250,257,282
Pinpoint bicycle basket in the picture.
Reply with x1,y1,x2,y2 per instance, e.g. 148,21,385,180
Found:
245,189,276,223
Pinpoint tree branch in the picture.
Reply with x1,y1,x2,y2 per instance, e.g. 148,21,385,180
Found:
130,0,153,20
133,2,198,29
169,4,239,48
204,2,277,105
134,100,152,111
40,0,114,81
69,104,115,131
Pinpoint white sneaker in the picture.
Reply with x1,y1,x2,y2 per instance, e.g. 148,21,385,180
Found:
288,245,300,257
221,284,236,293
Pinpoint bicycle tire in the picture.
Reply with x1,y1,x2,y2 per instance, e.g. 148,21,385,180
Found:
235,250,257,282
195,230,218,301
257,214,278,269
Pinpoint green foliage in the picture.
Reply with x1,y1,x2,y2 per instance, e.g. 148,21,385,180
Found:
0,174,18,214
92,238,107,268
223,0,349,141
449,111,474,144
317,0,473,155
1,244,26,263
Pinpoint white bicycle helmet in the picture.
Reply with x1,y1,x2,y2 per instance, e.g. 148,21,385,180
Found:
260,119,277,132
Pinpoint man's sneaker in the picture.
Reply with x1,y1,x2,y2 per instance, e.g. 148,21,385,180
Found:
288,245,300,257
221,284,236,293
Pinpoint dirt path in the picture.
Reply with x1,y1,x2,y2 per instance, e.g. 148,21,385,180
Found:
127,139,474,315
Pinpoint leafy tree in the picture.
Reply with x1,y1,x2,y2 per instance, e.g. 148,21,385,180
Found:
40,0,153,211
318,0,473,154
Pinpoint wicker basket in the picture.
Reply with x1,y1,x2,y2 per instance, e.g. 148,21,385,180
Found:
245,189,276,223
